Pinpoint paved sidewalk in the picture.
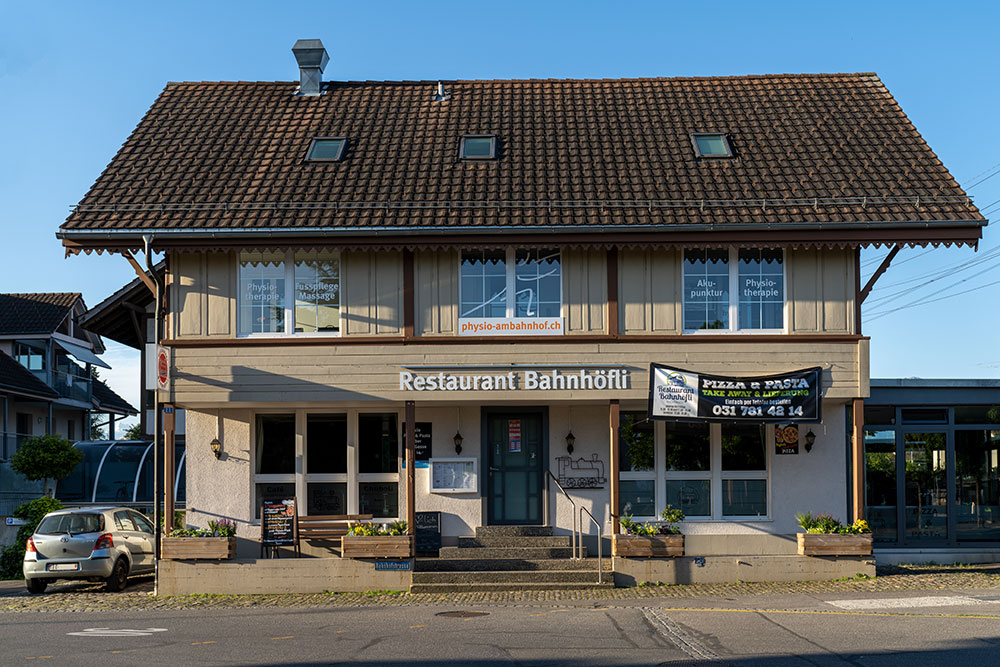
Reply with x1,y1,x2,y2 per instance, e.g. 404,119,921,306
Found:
2,564,999,612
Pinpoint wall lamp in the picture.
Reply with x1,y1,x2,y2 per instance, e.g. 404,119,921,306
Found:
453,432,464,455
210,438,222,459
804,430,817,453
565,431,576,454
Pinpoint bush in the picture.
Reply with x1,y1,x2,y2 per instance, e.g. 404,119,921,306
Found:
0,496,64,580
10,434,83,496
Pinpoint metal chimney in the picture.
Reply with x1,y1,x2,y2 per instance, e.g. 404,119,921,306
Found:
292,39,329,96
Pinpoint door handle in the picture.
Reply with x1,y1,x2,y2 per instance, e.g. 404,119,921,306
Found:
489,467,500,472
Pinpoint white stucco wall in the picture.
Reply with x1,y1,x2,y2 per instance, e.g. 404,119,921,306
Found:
413,406,482,543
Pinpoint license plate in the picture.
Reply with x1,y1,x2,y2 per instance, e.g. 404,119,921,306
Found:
47,563,79,572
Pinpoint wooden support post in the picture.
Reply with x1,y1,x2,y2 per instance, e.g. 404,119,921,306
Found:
403,250,414,340
163,405,176,534
609,399,620,534
851,398,865,522
607,248,619,336
405,400,416,535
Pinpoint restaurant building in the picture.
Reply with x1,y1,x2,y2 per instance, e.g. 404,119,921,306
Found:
57,41,986,589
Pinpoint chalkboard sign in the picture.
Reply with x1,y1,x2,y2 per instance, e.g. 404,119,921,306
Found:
415,511,441,553
414,422,432,461
261,498,296,546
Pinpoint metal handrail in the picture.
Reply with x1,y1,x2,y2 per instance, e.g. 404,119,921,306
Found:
545,470,579,560
579,506,604,584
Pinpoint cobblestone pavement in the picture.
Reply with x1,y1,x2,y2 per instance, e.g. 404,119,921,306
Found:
2,564,999,613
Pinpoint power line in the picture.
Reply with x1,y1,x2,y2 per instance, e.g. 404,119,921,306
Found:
866,277,1000,321
961,160,1000,187
864,260,1000,316
865,243,1000,295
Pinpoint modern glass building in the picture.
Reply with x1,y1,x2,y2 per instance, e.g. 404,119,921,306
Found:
865,380,1000,558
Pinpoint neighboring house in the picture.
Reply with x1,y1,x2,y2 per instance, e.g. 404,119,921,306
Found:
78,262,186,442
0,293,136,513
56,40,986,565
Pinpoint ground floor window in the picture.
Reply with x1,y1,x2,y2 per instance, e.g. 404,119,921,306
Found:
253,410,400,519
619,412,770,520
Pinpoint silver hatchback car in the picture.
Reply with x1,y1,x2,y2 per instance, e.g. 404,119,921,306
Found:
23,506,156,594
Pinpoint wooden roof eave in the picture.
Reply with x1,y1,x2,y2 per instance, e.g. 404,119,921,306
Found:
59,221,985,255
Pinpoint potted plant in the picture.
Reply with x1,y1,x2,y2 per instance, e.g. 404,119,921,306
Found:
161,518,238,560
341,520,413,558
795,512,872,556
613,506,685,558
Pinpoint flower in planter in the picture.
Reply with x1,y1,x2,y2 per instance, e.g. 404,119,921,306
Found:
795,512,872,535
347,520,407,537
618,506,685,536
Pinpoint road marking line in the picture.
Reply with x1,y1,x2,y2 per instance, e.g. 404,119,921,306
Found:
827,596,990,610
192,641,218,645
271,636,294,640
652,606,1000,620
111,651,122,654
336,630,348,634
549,609,570,613
530,613,546,617
409,625,426,628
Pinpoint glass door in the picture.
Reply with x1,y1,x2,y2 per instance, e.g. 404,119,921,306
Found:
902,432,949,543
955,429,1000,542
486,410,545,525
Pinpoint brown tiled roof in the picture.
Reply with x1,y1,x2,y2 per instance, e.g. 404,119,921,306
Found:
0,350,58,399
0,293,81,335
59,73,984,248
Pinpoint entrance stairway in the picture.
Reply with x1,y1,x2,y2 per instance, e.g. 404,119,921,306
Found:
411,526,613,593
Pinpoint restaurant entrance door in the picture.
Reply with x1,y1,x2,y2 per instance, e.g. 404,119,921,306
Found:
484,409,546,525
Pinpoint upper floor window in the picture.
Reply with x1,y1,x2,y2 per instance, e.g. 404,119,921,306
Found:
13,340,45,372
239,250,340,336
459,248,562,334
682,248,784,332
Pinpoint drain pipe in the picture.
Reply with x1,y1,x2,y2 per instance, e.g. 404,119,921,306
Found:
144,235,163,596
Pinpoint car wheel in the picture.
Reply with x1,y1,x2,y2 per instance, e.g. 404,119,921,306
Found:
25,578,48,595
105,558,128,592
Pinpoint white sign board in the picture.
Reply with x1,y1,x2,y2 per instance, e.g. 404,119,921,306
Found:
649,365,699,419
156,346,170,392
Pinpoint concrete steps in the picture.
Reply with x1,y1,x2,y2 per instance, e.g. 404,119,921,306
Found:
415,558,611,572
411,525,608,593
410,581,614,593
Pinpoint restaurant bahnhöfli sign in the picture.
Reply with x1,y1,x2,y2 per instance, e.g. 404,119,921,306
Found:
648,363,822,422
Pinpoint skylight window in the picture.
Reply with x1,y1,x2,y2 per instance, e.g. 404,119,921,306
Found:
460,135,497,160
691,133,733,158
306,137,346,162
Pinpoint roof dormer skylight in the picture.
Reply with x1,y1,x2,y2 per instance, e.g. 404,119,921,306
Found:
460,135,497,160
306,137,347,162
691,133,733,158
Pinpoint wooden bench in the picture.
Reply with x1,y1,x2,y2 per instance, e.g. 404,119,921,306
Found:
294,514,373,556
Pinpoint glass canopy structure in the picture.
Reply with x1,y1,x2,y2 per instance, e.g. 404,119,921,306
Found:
57,441,185,505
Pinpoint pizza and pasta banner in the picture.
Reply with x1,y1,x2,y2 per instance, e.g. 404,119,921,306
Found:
648,363,822,423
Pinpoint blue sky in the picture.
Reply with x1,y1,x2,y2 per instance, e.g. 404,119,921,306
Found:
1,1,998,420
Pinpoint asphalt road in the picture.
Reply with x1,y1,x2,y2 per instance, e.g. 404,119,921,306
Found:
4,590,1000,666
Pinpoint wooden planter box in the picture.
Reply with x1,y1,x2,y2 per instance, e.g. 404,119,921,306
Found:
161,536,237,560
613,533,684,558
341,535,414,559
797,533,872,556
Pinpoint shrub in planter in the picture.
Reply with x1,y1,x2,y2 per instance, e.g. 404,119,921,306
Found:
342,520,412,558
162,518,237,560
795,512,872,556
615,506,685,557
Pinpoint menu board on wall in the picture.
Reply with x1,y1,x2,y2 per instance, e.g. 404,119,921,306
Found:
429,458,478,493
261,498,296,546
649,363,822,423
